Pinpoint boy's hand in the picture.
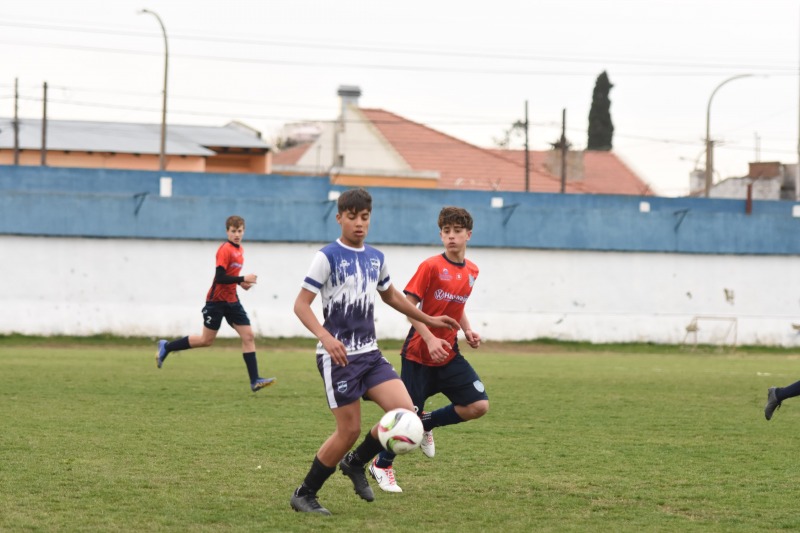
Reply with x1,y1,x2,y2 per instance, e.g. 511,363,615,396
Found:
243,273,258,284
428,315,460,331
426,337,451,363
240,281,253,290
320,334,348,366
464,329,481,349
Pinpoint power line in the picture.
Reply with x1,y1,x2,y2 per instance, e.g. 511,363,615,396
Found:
0,82,338,112
1,18,796,73
6,38,797,79
5,17,800,74
0,39,606,77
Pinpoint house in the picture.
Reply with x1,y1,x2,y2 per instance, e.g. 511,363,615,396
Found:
689,161,799,200
0,118,272,174
273,85,652,195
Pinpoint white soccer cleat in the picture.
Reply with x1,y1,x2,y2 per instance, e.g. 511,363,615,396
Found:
420,430,435,458
369,458,403,493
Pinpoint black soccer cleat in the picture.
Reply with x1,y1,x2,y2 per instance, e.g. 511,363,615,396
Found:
339,452,375,502
290,490,332,515
765,387,782,421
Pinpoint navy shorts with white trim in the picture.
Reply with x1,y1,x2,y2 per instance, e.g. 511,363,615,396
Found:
316,349,399,409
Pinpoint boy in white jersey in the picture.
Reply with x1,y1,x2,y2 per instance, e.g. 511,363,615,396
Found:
290,188,460,516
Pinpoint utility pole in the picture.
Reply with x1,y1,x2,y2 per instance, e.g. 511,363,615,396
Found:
41,81,47,167
560,108,567,194
524,100,529,192
754,132,760,162
13,78,19,165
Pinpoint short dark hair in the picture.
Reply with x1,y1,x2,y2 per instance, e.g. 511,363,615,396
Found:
226,215,245,229
338,188,372,214
438,206,473,230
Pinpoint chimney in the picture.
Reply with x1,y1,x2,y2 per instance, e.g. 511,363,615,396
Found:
337,85,361,110
333,85,361,169
747,161,781,180
545,149,585,182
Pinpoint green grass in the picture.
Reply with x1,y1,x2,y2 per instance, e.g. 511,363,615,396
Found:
2,339,800,532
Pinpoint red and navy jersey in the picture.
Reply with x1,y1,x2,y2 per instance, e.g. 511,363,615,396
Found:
206,241,244,303
401,253,479,366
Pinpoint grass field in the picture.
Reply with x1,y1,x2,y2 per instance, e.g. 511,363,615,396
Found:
2,336,800,532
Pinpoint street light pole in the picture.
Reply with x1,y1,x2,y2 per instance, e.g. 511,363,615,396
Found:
797,7,800,200
704,74,754,197
139,8,168,172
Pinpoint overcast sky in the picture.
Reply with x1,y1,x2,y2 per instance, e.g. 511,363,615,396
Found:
2,0,798,196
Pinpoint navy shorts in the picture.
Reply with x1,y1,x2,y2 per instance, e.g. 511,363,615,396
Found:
201,301,250,331
316,349,400,409
401,353,488,413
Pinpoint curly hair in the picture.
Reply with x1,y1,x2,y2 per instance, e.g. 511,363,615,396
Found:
438,206,473,230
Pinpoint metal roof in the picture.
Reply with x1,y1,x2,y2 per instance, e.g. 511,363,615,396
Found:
0,118,270,156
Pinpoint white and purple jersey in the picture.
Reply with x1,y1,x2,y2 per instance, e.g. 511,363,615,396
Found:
302,239,392,356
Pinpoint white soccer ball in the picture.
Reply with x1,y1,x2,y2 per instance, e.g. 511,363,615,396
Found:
377,408,424,455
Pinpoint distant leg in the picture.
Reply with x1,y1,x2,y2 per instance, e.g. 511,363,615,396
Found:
156,327,217,368
765,380,800,420
233,324,275,391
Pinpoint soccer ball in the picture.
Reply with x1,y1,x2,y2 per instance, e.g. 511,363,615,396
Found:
377,408,424,455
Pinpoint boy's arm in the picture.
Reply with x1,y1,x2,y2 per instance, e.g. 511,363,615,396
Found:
293,288,348,367
379,286,460,332
460,311,481,349
214,266,257,285
403,294,452,363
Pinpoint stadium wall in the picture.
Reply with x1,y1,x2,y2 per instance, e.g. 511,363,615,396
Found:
3,166,800,345
3,165,800,254
4,235,800,346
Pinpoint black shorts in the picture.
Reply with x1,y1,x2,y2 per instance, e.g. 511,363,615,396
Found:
201,301,250,331
400,353,488,412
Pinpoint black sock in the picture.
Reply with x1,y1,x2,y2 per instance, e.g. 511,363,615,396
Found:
165,336,191,353
777,380,800,401
297,456,336,496
375,450,395,469
423,404,464,431
243,352,259,382
349,432,384,467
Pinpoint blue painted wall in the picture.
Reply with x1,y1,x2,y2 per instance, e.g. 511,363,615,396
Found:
3,165,799,254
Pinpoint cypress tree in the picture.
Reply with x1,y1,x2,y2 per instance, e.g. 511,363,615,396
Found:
587,71,614,151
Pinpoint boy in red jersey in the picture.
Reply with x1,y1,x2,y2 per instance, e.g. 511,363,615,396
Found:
155,215,275,392
369,206,488,493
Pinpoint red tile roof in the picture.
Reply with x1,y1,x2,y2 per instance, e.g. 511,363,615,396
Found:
581,151,652,195
489,148,653,195
272,142,310,166
273,107,652,195
361,108,586,193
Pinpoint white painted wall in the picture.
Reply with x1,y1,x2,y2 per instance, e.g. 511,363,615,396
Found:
5,236,800,346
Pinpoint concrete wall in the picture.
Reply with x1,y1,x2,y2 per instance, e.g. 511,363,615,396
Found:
5,235,800,346
3,165,800,345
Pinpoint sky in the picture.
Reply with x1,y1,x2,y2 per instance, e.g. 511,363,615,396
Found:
2,0,799,196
